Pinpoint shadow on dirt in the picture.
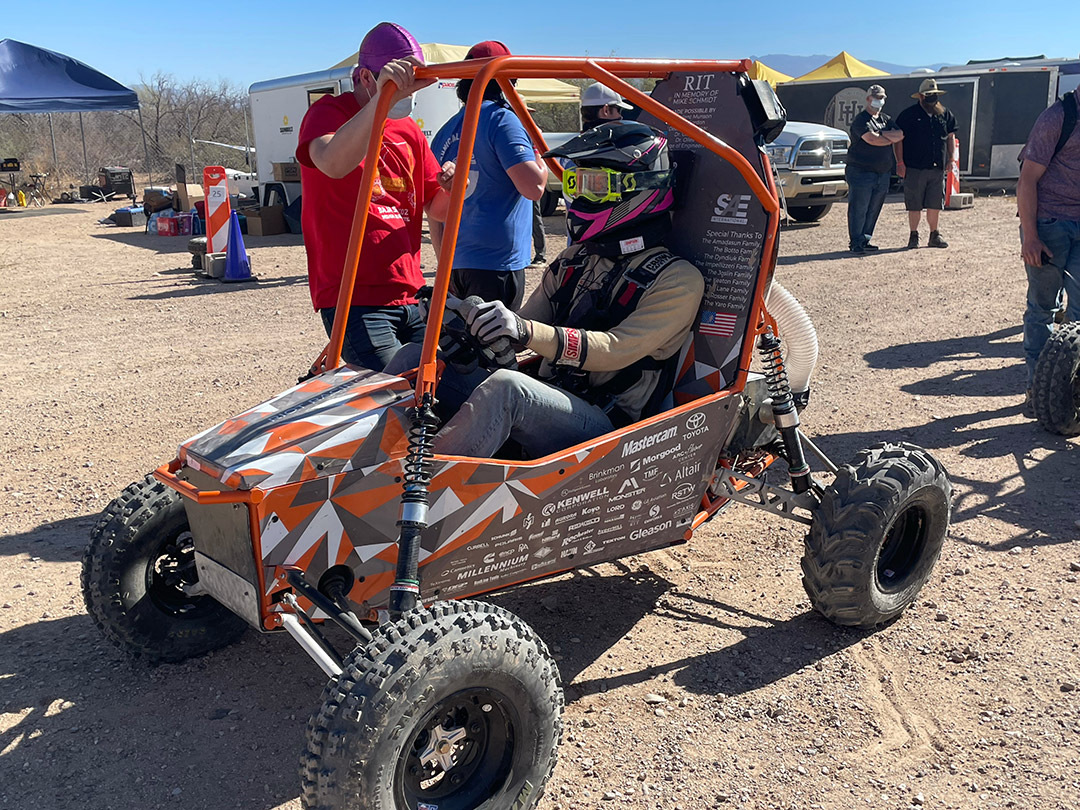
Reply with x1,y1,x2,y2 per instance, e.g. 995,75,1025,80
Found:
127,274,309,301
809,406,1078,552
865,325,1023,375
90,230,305,257
0,614,325,810
846,324,1077,549
1,561,857,808
487,562,864,703
777,245,909,264
1,513,99,563
0,205,84,219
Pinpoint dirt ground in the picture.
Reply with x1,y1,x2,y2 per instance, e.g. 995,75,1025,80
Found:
1,195,1078,810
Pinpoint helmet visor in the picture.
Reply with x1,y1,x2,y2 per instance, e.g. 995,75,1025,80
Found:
563,167,673,203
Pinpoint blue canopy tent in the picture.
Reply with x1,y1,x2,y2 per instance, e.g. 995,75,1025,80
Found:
0,38,151,184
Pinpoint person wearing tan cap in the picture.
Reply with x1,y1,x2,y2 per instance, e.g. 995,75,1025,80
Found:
894,78,958,249
845,84,903,253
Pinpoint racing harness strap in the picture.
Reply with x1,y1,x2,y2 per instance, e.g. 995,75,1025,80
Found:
547,246,683,425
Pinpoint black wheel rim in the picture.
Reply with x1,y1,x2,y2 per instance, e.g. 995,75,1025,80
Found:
396,687,517,810
876,504,929,592
145,530,210,616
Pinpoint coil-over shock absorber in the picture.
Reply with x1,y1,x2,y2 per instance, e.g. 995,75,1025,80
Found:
389,393,440,616
758,327,812,493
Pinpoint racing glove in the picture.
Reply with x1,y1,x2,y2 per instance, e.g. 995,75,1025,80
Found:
466,300,531,348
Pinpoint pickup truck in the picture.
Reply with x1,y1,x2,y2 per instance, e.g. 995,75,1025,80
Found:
539,123,851,224
763,121,850,222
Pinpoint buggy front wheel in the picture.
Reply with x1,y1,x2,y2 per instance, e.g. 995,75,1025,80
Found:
301,600,563,810
81,475,248,663
801,442,951,628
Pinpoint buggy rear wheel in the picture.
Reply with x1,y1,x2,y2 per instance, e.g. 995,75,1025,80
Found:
300,600,563,810
802,442,951,628
81,475,247,663
1032,322,1080,436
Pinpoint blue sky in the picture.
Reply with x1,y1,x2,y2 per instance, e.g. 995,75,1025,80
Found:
6,0,1077,90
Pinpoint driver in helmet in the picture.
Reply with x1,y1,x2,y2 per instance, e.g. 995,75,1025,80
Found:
392,121,704,459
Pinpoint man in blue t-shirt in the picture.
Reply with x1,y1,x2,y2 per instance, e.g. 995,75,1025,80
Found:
430,40,548,308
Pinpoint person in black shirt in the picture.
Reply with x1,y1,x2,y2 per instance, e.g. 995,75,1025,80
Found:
894,78,958,248
846,84,904,253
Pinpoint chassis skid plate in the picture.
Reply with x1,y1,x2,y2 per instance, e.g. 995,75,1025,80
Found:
169,364,742,626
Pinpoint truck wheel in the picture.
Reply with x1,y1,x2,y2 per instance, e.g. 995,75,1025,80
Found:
802,442,951,628
539,189,559,217
1032,322,1080,436
787,203,832,223
81,475,247,663
301,600,563,810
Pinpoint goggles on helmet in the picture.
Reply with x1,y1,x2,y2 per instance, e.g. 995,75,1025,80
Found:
562,166,673,203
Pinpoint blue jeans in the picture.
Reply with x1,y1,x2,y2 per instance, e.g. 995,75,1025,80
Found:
320,304,424,372
385,344,613,458
1022,217,1080,385
845,165,891,249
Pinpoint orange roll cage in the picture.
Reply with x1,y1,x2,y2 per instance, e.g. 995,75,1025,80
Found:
309,56,781,409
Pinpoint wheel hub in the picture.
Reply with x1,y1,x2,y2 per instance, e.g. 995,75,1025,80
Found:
400,688,516,807
147,530,206,615
419,723,469,775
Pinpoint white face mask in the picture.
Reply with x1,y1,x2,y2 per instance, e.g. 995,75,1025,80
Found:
869,98,886,110
388,94,415,120
361,74,415,120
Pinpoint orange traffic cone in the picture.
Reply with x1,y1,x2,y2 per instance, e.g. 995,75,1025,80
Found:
223,210,253,283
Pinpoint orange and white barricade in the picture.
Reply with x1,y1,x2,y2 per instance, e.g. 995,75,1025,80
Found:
203,166,231,254
945,138,960,207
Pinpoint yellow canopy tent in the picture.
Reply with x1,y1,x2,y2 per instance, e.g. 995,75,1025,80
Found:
332,43,581,104
791,51,888,81
747,60,793,88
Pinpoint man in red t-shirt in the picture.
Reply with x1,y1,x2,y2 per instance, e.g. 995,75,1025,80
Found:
296,22,452,370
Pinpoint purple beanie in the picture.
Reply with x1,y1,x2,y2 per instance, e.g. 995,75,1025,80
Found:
357,22,424,73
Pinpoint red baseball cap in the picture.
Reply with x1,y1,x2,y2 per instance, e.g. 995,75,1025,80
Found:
466,40,511,59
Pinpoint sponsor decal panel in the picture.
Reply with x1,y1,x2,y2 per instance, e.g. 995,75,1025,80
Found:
622,426,679,458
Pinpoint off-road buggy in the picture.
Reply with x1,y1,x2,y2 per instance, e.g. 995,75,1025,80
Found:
82,56,953,810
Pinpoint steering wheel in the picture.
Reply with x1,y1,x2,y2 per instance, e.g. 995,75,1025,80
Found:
418,288,517,373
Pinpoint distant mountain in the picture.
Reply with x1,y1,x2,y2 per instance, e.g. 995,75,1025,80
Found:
752,53,947,78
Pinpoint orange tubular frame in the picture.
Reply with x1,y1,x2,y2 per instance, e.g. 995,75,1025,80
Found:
313,56,782,406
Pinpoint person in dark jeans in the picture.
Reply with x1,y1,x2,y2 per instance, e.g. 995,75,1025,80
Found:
531,198,546,265
894,78,958,249
319,305,425,371
1017,90,1080,416
845,84,904,253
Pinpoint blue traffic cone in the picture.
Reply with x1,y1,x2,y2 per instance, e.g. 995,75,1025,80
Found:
223,210,252,283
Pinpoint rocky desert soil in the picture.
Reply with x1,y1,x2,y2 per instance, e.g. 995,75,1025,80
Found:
1,195,1077,810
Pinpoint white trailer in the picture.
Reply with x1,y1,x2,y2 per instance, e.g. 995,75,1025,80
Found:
248,68,461,206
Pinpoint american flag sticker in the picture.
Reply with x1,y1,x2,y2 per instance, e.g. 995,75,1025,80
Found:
698,311,738,337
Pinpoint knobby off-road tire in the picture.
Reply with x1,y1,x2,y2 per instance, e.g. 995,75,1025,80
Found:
802,442,952,628
81,475,247,663
1032,321,1080,436
301,600,563,810
786,203,833,223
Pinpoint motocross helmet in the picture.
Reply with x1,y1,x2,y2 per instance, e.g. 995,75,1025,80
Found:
545,120,674,244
